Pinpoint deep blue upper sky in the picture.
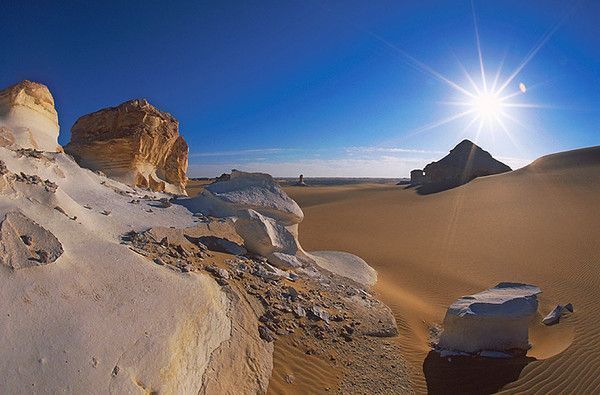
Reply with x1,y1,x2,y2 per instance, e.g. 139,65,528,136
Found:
1,0,598,176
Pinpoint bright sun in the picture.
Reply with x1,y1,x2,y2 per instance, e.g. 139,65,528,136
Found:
472,93,501,120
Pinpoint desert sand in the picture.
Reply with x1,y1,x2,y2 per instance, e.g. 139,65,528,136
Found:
281,146,600,394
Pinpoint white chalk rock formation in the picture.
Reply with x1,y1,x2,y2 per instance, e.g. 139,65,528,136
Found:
0,80,61,152
184,170,312,269
188,170,303,224
0,145,272,392
437,283,541,354
542,303,574,326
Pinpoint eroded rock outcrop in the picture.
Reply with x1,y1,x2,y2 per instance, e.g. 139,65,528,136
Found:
0,80,60,152
65,99,188,194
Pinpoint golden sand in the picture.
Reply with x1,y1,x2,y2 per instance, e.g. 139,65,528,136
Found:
281,147,600,393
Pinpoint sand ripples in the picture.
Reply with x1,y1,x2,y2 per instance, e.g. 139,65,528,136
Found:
287,152,600,393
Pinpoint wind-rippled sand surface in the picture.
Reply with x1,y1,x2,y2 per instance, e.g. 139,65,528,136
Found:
284,147,600,394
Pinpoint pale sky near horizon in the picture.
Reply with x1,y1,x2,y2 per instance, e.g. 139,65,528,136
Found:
2,1,598,177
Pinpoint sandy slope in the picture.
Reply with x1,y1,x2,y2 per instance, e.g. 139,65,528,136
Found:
286,146,600,394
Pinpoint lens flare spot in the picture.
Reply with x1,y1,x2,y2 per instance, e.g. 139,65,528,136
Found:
519,82,527,93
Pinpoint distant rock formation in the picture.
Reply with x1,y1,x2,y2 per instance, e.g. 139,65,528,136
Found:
409,169,426,185
294,174,307,186
65,99,188,194
410,140,511,188
0,80,61,152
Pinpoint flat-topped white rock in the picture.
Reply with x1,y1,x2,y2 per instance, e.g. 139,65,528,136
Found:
0,80,60,152
437,282,541,354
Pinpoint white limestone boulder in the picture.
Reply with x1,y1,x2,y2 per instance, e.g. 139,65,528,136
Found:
0,81,60,152
437,283,541,355
185,170,303,225
182,171,311,269
234,209,310,268
309,251,377,287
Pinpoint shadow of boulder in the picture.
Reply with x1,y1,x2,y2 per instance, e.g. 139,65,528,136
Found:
423,351,535,394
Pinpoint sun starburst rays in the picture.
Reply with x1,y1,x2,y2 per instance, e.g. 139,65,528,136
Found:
348,0,575,150
394,0,570,149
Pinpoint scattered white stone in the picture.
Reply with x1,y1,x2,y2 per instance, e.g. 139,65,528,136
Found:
542,303,574,326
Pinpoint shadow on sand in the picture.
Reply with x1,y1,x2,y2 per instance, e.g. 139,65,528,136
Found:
414,180,468,195
423,351,536,395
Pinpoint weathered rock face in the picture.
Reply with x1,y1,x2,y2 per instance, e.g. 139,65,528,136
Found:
65,99,188,194
0,80,61,152
422,140,511,185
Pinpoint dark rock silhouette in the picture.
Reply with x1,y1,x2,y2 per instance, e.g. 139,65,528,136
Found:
410,140,511,194
294,174,307,186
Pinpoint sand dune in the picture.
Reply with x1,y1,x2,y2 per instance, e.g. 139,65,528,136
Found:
285,146,600,394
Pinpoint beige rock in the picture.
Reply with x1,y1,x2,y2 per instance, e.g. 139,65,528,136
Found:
65,99,188,194
0,211,63,269
0,80,60,152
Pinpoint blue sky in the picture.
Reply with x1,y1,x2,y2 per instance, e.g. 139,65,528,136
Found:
1,1,598,177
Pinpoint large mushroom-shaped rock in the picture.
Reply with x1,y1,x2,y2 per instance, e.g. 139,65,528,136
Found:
64,99,188,195
187,170,303,225
437,283,541,355
0,211,63,269
182,171,310,268
422,139,511,185
0,80,61,152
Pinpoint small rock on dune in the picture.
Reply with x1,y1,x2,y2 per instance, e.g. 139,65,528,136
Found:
64,99,188,195
542,303,574,326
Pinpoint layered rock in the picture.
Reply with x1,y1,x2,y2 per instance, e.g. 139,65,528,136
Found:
65,99,188,194
0,80,61,152
412,140,511,186
437,283,541,355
